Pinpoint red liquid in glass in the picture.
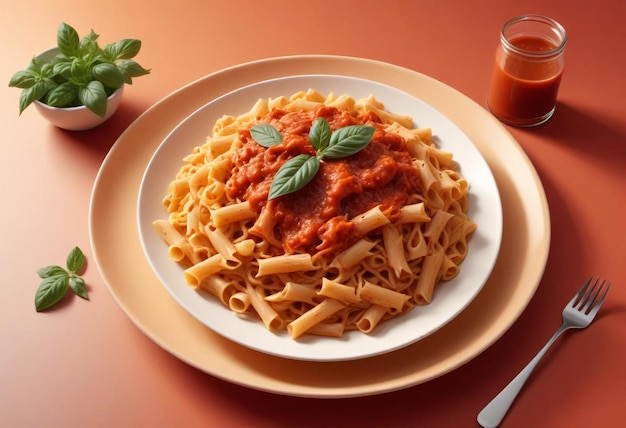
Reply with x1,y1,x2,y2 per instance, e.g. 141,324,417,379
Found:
488,36,563,125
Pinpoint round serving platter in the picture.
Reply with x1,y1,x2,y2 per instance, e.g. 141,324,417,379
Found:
89,55,549,398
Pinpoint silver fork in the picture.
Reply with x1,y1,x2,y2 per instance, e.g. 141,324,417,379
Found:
477,276,610,428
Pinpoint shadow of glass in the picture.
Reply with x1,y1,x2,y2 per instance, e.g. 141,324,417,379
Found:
539,102,626,168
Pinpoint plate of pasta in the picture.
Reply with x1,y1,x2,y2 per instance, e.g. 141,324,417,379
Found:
137,74,502,361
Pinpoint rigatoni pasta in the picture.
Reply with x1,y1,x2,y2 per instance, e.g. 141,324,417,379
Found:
154,89,476,339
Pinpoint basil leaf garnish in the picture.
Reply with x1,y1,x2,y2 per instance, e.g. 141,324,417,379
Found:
323,125,376,159
269,154,320,200
309,117,332,152
250,124,283,147
252,117,375,199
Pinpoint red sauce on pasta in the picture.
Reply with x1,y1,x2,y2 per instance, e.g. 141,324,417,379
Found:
226,106,420,256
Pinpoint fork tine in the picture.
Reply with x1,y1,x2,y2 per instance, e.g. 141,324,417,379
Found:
580,277,602,312
569,276,593,308
587,280,610,318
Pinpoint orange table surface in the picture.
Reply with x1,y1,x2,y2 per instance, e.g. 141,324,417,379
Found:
1,1,624,427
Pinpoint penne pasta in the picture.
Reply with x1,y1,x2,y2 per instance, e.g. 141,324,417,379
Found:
246,283,283,331
199,275,238,306
287,299,346,339
356,304,388,333
382,224,412,277
358,281,411,311
210,201,257,227
265,282,319,305
351,206,391,236
153,90,476,339
184,254,240,287
318,278,361,305
331,238,377,270
256,254,317,277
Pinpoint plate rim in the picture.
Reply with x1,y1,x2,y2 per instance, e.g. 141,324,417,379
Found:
89,54,550,397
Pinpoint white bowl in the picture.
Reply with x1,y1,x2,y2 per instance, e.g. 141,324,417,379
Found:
32,47,124,131
34,85,124,131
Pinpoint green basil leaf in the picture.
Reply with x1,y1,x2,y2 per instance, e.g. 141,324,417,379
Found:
309,118,331,152
93,63,124,89
66,246,85,273
78,30,100,56
70,57,90,83
46,82,78,107
105,39,141,60
35,274,69,312
269,154,320,200
37,265,67,279
8,70,38,89
250,124,283,147
69,276,89,300
323,125,375,159
53,62,72,80
57,22,80,57
26,56,44,73
78,81,107,117
18,80,55,114
116,60,150,84
40,63,56,79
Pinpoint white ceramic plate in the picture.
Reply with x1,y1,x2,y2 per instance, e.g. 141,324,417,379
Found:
137,74,502,362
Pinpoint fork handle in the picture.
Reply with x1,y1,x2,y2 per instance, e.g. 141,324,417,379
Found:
477,324,570,428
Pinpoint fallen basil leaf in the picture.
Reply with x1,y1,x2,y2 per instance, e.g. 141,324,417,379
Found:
35,274,69,312
69,276,89,300
37,265,67,279
35,247,89,311
66,246,85,273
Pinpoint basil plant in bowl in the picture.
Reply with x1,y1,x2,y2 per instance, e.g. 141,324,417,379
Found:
8,22,150,130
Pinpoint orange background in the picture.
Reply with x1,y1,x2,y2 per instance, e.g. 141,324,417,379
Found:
1,1,624,427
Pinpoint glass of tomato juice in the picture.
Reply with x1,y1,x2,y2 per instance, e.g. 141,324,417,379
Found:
487,15,567,127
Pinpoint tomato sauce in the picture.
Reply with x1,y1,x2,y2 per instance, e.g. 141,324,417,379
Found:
487,35,563,125
225,105,420,257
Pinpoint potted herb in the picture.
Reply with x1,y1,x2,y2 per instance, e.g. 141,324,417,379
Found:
8,22,150,130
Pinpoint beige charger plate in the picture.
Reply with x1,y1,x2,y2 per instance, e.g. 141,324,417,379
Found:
89,55,550,398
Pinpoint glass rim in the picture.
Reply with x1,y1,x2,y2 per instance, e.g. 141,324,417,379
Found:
501,14,567,58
